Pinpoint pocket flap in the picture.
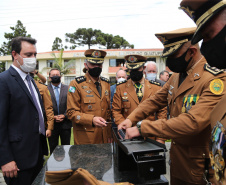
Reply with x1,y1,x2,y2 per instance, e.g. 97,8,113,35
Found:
84,97,96,104
123,101,131,108
9,135,23,142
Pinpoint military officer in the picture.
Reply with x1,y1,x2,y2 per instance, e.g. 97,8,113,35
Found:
30,72,54,137
67,49,111,145
179,0,226,184
112,55,167,144
118,27,226,185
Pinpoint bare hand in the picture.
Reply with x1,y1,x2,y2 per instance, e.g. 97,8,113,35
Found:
125,126,141,139
1,161,19,178
118,119,132,130
92,117,107,127
46,130,52,137
156,139,165,144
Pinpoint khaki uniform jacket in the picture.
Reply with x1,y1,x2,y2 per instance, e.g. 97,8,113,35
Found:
112,78,167,141
67,73,111,145
35,80,54,130
127,58,226,184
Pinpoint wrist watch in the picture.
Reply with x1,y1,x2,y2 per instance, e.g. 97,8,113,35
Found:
136,121,142,134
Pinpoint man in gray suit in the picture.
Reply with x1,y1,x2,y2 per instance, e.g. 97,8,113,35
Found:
144,61,165,87
48,68,72,154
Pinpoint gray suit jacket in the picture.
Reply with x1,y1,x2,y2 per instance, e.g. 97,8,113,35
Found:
155,78,165,87
48,83,72,129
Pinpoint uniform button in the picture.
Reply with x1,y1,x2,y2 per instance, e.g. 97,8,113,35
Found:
84,128,86,130
203,153,205,158
102,109,103,111
174,101,176,105
173,141,176,145
89,100,91,103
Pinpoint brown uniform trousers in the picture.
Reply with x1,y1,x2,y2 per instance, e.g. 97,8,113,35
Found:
112,78,167,141
127,58,226,185
67,74,111,145
35,80,54,130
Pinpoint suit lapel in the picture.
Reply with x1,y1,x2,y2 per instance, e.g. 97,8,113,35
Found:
9,67,35,105
126,79,139,105
59,84,65,106
85,74,101,98
48,84,57,106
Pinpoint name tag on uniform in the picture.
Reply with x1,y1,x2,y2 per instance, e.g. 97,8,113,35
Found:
86,95,94,97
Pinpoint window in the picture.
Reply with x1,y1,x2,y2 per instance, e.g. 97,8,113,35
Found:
109,59,125,67
64,60,76,74
147,58,156,62
47,60,55,68
64,76,75,85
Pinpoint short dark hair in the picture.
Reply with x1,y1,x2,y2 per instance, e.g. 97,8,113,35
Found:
11,36,37,61
159,70,169,78
49,68,61,77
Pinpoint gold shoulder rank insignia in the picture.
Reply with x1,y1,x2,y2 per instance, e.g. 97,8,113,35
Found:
149,80,161,86
100,76,110,83
116,80,127,86
75,76,86,84
204,63,224,76
210,79,224,95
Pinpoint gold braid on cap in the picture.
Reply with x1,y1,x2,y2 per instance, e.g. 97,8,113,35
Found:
164,39,188,47
196,0,226,26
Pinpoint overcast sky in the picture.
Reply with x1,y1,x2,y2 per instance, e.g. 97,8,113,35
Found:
0,0,196,53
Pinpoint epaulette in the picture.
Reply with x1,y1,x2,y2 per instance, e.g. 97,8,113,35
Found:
149,80,161,86
116,80,127,86
75,76,86,84
204,63,224,76
100,76,110,83
38,81,47,86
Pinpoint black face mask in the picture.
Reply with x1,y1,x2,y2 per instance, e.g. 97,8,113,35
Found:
201,26,226,69
51,76,61,83
88,67,102,77
166,49,192,73
130,70,143,82
29,73,35,79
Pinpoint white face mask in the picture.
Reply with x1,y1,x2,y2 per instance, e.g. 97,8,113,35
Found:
17,55,37,73
146,73,157,81
117,77,126,83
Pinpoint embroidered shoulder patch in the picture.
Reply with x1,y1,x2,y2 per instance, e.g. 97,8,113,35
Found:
149,80,161,86
69,86,76,93
204,63,224,76
117,80,127,86
210,79,224,95
100,76,110,83
75,76,86,84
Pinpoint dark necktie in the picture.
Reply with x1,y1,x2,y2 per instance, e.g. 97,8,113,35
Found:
134,82,143,102
95,82,101,97
179,72,187,87
54,86,60,114
26,75,45,135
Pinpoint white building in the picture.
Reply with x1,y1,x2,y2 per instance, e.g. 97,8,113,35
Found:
0,48,169,85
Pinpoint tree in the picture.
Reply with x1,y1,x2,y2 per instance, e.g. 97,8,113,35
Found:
52,37,64,51
0,20,31,56
65,28,102,49
43,48,75,75
65,28,134,49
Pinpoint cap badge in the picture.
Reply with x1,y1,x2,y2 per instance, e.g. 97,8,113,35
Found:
179,6,195,20
92,51,101,58
128,56,137,63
